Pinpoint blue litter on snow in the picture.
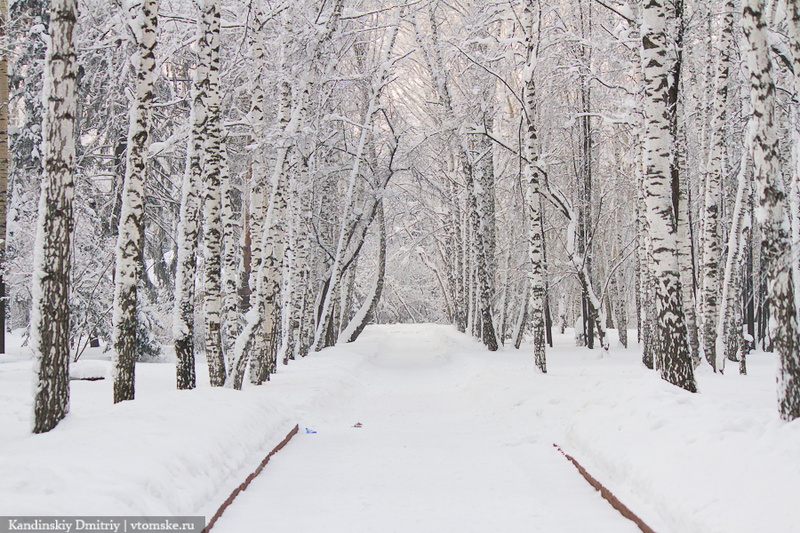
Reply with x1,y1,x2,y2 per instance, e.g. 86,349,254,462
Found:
305,428,317,434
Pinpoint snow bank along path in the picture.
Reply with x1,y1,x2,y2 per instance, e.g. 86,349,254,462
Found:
212,325,640,533
3,324,799,532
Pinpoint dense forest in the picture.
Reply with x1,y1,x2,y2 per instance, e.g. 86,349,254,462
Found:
4,0,800,433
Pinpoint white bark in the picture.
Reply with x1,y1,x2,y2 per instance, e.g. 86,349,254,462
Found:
112,0,158,403
174,0,212,390
202,0,225,386
640,0,696,391
701,0,734,370
744,0,800,419
676,128,700,367
249,80,292,385
220,142,239,357
31,0,78,433
715,130,752,373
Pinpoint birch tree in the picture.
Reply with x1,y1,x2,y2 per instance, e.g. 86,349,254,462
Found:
522,0,546,372
285,135,314,360
111,0,158,404
640,0,696,392
249,79,291,385
202,0,225,387
0,0,8,354
715,137,751,371
744,0,800,419
220,141,239,356
701,0,734,371
31,0,78,433
174,0,213,390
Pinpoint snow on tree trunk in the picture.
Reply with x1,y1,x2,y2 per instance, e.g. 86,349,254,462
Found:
743,0,800,420
111,0,158,403
174,1,212,390
236,5,345,367
640,0,696,392
701,0,734,371
31,0,77,433
202,0,225,387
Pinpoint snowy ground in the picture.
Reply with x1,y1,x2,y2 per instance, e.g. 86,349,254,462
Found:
1,325,798,533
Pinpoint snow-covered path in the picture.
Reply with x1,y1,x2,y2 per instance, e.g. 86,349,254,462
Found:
213,325,640,533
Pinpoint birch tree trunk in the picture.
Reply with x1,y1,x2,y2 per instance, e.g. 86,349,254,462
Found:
239,16,268,376
612,229,628,348
637,165,655,367
445,174,466,331
523,0,545,371
0,0,8,354
475,101,498,346
565,209,611,352
744,0,800,420
463,140,498,351
787,0,800,349
640,0,696,392
701,0,734,371
202,0,225,386
676,126,700,367
577,0,594,350
290,153,314,359
249,80,291,385
31,0,77,433
716,130,751,372
112,0,158,403
174,1,212,390
220,142,239,355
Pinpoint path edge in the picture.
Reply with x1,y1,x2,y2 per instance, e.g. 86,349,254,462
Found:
203,424,299,532
553,443,657,533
